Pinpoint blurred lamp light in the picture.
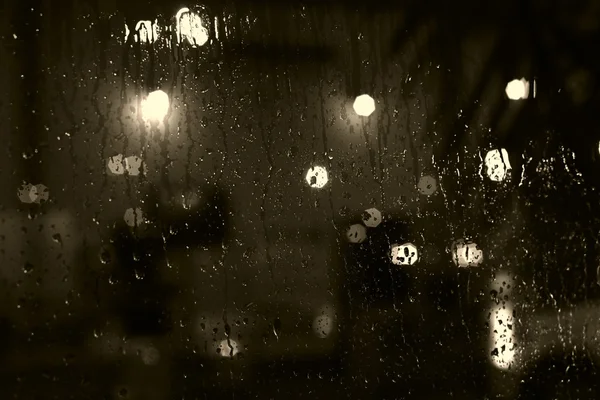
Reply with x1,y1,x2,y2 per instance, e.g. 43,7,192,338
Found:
353,94,376,117
305,165,328,188
346,223,367,244
484,148,511,182
391,242,418,266
505,78,530,100
451,239,483,267
176,7,209,47
362,207,382,228
142,90,169,122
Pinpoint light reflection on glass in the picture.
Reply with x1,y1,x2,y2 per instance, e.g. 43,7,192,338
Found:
362,207,382,228
176,7,209,47
305,165,328,189
124,155,146,176
451,239,483,267
484,148,512,182
489,271,516,370
390,242,419,266
217,339,240,357
131,20,160,44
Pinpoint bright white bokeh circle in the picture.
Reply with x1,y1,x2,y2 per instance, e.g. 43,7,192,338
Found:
353,94,376,117
391,242,419,266
142,90,169,122
484,148,512,182
305,166,328,188
451,239,483,267
505,79,529,100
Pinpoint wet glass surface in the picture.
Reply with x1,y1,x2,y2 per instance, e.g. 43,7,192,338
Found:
2,0,600,398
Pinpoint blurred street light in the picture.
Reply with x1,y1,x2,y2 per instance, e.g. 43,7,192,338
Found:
451,239,483,267
142,90,169,123
305,165,328,189
390,242,418,266
505,78,530,100
353,94,376,117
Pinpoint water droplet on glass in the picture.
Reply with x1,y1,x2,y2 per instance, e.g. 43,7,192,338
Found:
99,248,112,264
23,262,34,274
51,233,62,245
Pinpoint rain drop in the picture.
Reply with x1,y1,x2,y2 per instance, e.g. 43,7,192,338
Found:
23,262,34,274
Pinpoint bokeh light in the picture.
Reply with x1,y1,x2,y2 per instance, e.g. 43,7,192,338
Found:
451,239,483,267
217,339,240,357
134,20,159,44
353,94,376,117
17,183,37,204
17,183,49,204
305,165,328,189
362,207,382,228
505,78,530,100
390,242,419,266
107,154,125,175
418,175,437,195
123,207,144,228
346,224,367,243
312,304,336,339
489,271,516,370
176,7,209,47
484,148,512,182
142,90,169,123
124,155,145,176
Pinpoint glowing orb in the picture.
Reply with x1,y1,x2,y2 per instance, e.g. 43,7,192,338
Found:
353,94,376,117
